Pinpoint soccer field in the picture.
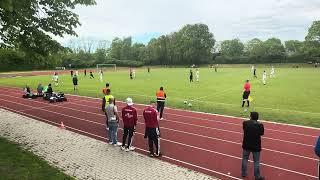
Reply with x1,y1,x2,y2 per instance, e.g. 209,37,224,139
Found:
0,67,319,127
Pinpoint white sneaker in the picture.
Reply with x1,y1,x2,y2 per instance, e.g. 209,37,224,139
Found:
128,146,135,151
113,143,118,147
116,142,122,146
160,118,164,120
125,148,130,152
121,146,126,151
108,142,113,145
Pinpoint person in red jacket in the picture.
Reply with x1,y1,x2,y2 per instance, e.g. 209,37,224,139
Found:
121,97,138,151
143,101,161,157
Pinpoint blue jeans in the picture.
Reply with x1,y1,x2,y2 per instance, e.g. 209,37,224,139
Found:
108,121,118,144
241,149,261,178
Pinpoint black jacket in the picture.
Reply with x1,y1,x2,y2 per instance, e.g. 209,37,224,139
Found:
242,120,264,152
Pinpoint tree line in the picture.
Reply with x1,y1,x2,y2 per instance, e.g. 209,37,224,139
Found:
1,0,320,70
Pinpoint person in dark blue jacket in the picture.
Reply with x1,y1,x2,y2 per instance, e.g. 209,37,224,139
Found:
315,136,320,179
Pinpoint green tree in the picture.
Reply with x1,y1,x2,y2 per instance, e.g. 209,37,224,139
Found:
220,39,244,57
304,21,320,61
305,21,320,42
263,38,285,57
285,40,303,54
0,0,96,55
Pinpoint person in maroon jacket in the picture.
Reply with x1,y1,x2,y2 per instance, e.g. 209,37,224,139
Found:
121,97,138,151
143,101,161,157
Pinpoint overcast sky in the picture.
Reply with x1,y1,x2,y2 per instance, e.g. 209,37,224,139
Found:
56,0,320,45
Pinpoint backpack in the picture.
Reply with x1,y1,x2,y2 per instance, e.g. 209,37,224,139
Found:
315,136,320,157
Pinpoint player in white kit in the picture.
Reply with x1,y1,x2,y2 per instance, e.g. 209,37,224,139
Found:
196,69,200,82
99,69,103,82
270,66,275,78
262,70,267,85
52,73,59,87
132,69,136,79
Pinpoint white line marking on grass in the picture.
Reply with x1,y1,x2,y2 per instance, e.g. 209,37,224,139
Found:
0,94,317,161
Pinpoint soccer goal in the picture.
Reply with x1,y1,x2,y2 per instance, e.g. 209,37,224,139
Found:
96,64,117,72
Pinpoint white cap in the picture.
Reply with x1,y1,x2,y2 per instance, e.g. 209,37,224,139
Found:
126,97,134,106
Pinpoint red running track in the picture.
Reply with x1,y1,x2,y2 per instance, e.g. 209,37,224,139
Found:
0,86,318,180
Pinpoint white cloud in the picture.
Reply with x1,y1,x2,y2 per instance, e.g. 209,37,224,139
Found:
55,0,320,44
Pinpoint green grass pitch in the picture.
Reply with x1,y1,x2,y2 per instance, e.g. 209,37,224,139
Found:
0,67,319,128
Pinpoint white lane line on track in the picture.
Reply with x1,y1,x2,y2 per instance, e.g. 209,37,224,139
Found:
0,105,242,180
3,86,316,139
64,91,320,131
0,97,318,179
70,97,319,139
1,86,320,131
7,96,316,161
0,93,316,148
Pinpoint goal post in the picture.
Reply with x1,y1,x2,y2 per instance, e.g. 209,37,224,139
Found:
96,64,117,72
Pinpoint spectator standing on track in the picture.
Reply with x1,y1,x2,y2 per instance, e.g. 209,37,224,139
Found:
314,135,320,179
72,75,78,91
105,98,121,146
121,97,138,151
156,87,166,120
241,112,264,180
102,89,115,129
242,80,251,108
143,101,161,157
189,69,193,82
102,83,110,95
84,69,87,77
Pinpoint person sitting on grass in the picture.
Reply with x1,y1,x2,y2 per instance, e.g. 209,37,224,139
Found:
45,84,53,99
37,83,43,96
23,85,33,98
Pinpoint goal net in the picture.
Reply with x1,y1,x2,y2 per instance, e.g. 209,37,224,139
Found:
96,64,117,72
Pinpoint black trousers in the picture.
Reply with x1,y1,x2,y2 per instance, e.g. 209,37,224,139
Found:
145,127,160,154
122,127,134,148
242,91,250,107
157,101,165,118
